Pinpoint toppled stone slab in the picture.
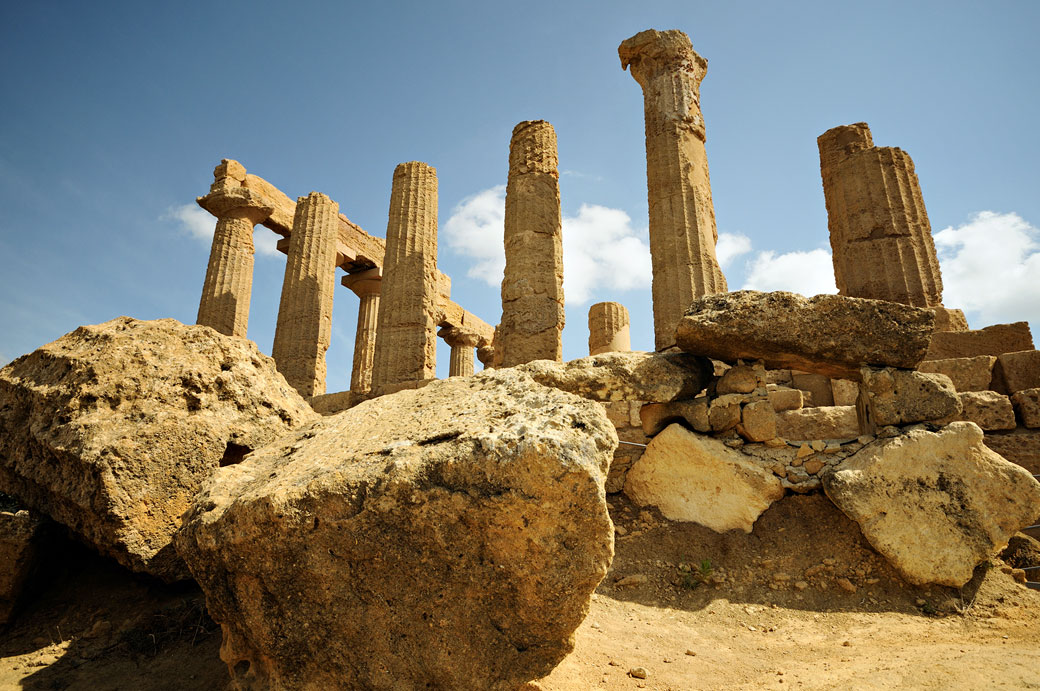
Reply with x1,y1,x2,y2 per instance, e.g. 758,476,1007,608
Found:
984,428,1040,476
946,391,1017,431
518,351,713,403
994,349,1040,394
0,317,318,581
822,422,1040,586
675,291,935,380
776,406,860,441
640,397,710,437
858,367,960,428
176,368,615,691
1012,389,1040,429
919,356,997,392
0,496,43,626
925,322,1034,361
625,424,784,532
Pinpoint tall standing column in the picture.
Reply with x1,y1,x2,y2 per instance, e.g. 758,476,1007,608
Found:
620,29,727,352
370,162,440,393
818,123,944,309
439,326,480,377
271,192,340,397
588,301,631,355
342,269,381,395
499,120,565,367
196,160,272,338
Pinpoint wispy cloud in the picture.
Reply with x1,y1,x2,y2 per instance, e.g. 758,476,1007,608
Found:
162,204,281,258
741,248,838,296
716,232,752,269
934,211,1040,328
443,187,653,306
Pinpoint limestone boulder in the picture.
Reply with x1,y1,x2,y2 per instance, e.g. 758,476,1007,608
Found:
858,367,961,427
1012,388,1040,428
0,317,318,581
624,424,784,532
176,368,615,691
948,391,1017,431
518,351,713,403
822,422,1040,586
675,291,934,379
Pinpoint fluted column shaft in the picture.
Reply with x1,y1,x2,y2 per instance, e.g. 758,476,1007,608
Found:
197,210,260,338
818,122,943,308
371,162,439,392
271,192,340,397
588,301,632,355
343,270,381,395
499,120,565,367
620,29,727,352
439,326,481,377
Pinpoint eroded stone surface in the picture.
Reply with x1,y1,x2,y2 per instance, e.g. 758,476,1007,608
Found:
823,422,1040,586
625,424,783,532
919,356,997,392
984,428,1040,475
776,406,860,441
858,367,960,427
926,322,1034,361
639,397,710,436
0,318,317,581
588,302,631,356
1012,389,1040,429
995,349,1040,394
0,497,42,626
176,368,615,690
948,391,1017,431
675,291,934,379
518,351,713,403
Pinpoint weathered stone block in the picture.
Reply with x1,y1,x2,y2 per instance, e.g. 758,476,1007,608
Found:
740,400,777,442
624,424,784,532
830,379,860,407
717,364,760,395
767,387,804,412
984,428,1040,475
776,406,860,441
946,391,1017,431
918,356,997,392
791,371,834,407
0,500,42,626
994,349,1040,394
675,291,935,380
708,394,743,432
1011,388,1040,429
639,397,710,436
858,367,960,427
925,322,1034,361
822,422,1040,586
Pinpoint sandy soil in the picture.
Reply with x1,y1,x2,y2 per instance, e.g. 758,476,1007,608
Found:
2,494,1038,690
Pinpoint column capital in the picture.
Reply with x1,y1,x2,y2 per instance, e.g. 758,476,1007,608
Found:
342,267,382,298
197,187,273,223
437,326,482,349
619,29,707,91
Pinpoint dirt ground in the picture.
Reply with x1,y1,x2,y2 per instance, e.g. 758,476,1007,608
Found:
2,493,1038,690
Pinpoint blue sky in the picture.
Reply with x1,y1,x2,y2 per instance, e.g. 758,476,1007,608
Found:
2,1,1038,392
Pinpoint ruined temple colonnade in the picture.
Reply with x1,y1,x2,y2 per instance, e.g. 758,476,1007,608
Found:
195,159,493,402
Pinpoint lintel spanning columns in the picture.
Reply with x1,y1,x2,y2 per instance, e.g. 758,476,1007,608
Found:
620,29,727,351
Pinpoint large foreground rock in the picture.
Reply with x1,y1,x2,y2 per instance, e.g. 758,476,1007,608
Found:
822,422,1040,586
0,317,318,581
625,424,784,532
675,291,934,379
518,351,713,402
176,368,616,691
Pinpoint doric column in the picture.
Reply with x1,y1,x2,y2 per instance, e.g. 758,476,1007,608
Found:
588,301,631,355
438,326,481,377
370,162,439,393
818,122,944,308
619,29,728,352
342,268,381,395
196,160,272,338
499,120,565,367
271,192,340,397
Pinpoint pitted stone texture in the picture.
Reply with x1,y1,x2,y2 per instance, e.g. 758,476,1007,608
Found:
588,302,631,356
822,422,1040,586
176,368,615,691
1012,389,1040,428
776,406,860,442
858,367,960,428
919,356,997,392
625,424,784,532
371,162,440,393
676,291,935,379
930,307,969,333
271,192,340,397
740,400,777,442
818,123,943,308
0,499,42,626
640,397,710,436
518,351,713,403
0,318,317,581
500,121,564,366
926,322,1034,361
994,349,1040,394
945,391,1017,431
619,29,726,351
984,429,1040,475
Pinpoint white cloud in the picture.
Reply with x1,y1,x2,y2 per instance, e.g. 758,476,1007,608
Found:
163,204,281,257
742,248,838,297
716,232,752,269
442,187,653,306
934,211,1040,328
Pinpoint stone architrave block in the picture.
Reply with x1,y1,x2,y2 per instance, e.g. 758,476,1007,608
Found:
624,424,783,532
925,322,1034,361
918,356,997,392
822,422,1040,587
775,406,860,441
1011,388,1040,429
858,367,960,427
675,291,935,380
994,350,1040,394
